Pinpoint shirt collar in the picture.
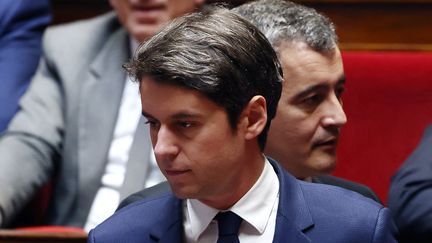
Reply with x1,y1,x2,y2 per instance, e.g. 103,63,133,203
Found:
186,198,219,241
231,158,279,234
185,157,279,240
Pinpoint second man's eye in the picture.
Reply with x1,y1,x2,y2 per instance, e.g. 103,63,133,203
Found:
335,86,345,100
303,94,323,107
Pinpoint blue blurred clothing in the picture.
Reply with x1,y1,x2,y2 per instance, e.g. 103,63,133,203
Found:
389,125,432,242
0,0,51,132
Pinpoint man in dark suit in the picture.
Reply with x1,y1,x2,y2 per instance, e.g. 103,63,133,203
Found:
0,0,50,133
389,125,432,242
119,0,380,209
89,7,397,242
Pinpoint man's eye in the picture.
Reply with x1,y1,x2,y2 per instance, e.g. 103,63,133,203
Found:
303,94,322,106
335,86,345,100
178,121,192,128
145,119,159,128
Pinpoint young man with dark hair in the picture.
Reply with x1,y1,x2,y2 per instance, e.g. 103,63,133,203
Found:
89,7,396,242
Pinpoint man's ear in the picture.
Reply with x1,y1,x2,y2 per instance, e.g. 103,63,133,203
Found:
240,95,267,141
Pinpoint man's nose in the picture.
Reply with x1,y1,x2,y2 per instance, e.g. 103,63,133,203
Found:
153,126,180,162
321,95,347,128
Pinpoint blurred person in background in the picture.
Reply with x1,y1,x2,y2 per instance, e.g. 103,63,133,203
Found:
0,0,51,133
0,0,203,230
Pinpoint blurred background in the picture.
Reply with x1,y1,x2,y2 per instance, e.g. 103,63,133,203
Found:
51,0,432,51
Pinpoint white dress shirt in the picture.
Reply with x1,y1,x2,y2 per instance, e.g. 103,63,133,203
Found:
183,158,280,242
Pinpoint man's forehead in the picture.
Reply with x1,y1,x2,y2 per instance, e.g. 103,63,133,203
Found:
140,79,220,119
278,44,343,79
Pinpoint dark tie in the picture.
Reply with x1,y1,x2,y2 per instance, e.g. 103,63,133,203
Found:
215,211,243,243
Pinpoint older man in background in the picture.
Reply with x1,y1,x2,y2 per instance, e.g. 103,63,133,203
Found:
235,0,380,201
0,0,203,230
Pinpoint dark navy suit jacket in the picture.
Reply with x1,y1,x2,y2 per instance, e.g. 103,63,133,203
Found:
0,0,51,132
389,125,432,242
89,159,397,242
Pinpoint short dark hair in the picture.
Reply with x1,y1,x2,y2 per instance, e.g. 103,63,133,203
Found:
234,0,338,52
125,7,283,150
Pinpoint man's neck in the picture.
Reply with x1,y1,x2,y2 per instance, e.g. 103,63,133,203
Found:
199,153,266,210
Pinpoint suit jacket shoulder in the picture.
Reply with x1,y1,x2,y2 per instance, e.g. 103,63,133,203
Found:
118,181,171,210
294,181,396,242
90,193,183,243
313,175,381,203
42,12,121,69
274,159,397,243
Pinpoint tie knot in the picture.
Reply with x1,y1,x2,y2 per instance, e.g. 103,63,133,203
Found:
215,211,243,237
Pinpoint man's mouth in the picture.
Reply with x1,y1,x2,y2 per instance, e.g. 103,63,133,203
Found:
131,4,165,21
313,138,338,148
165,169,190,176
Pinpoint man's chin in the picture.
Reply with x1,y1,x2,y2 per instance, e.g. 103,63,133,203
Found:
170,184,198,199
306,154,337,176
313,159,337,175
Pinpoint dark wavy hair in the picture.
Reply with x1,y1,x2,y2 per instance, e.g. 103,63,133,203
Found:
124,6,283,150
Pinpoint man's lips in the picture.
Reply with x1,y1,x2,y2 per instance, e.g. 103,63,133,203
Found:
131,4,165,20
313,138,338,148
165,169,191,176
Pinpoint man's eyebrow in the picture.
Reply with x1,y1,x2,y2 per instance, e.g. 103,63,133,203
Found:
294,75,347,100
294,84,327,100
141,111,154,119
141,111,202,120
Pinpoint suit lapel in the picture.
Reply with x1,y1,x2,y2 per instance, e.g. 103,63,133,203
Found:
269,159,314,243
77,28,130,214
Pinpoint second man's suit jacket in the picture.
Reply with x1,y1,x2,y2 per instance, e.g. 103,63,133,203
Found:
0,13,154,227
90,159,397,243
389,125,432,242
